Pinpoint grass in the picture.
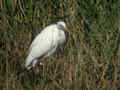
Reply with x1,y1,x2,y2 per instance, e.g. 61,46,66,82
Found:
0,0,120,90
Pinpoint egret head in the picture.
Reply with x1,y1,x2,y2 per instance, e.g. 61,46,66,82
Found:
57,21,71,34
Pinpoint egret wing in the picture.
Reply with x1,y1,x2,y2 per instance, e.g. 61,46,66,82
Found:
28,29,54,59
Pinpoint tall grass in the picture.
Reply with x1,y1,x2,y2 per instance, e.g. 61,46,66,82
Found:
0,0,120,89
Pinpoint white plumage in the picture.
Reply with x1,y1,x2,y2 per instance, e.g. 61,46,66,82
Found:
25,21,71,70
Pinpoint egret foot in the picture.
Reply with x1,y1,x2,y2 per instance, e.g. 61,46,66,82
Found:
35,63,44,73
37,62,44,68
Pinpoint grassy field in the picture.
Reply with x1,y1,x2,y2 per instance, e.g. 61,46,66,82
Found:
0,0,120,90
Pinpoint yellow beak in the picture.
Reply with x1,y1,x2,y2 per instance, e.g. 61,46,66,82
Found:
64,26,71,34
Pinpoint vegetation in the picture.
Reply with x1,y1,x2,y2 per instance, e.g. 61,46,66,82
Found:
0,0,120,89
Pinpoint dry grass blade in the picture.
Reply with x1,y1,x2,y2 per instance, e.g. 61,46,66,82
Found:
0,0,120,90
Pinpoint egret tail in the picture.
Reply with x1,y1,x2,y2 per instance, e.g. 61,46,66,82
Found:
25,54,38,70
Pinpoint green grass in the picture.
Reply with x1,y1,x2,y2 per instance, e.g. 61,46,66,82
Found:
0,0,120,90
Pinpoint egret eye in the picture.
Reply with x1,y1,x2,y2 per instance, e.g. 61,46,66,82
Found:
57,21,71,34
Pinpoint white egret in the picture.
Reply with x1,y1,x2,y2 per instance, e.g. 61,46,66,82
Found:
25,21,71,70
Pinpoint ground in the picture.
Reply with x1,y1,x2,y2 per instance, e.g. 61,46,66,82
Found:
0,0,120,90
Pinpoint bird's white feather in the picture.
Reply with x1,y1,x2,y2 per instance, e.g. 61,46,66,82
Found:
25,22,67,70
25,25,60,69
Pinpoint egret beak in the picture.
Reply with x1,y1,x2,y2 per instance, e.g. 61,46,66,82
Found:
64,26,71,34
